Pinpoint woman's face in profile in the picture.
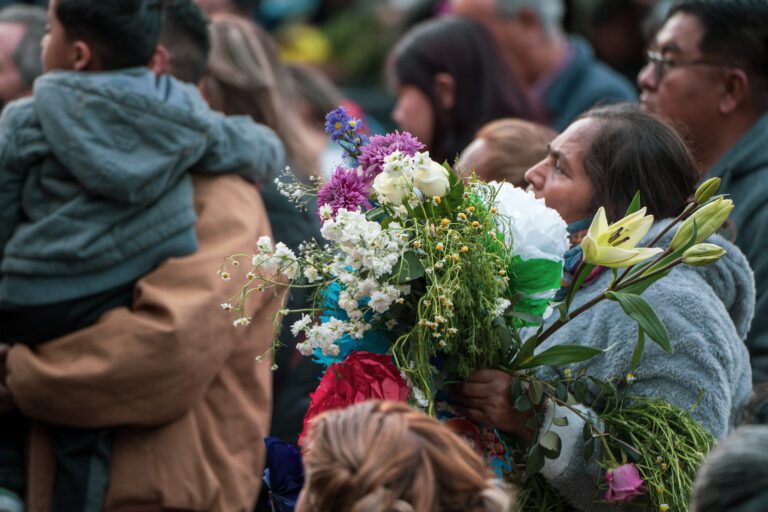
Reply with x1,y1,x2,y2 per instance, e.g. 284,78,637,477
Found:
392,84,434,148
524,118,597,224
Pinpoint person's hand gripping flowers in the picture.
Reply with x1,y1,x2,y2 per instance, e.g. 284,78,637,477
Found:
450,369,537,442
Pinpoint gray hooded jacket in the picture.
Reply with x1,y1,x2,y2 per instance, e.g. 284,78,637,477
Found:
0,68,285,305
531,223,754,511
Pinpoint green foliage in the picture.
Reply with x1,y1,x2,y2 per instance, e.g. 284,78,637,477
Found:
606,291,671,353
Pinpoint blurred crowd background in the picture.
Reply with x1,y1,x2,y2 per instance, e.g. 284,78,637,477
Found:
0,0,671,131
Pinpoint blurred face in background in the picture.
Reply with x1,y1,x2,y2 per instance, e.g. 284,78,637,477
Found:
392,84,434,148
0,22,26,109
194,0,237,15
450,0,498,22
524,118,596,224
637,13,723,147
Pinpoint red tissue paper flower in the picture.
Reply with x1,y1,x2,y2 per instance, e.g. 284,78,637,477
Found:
604,463,644,503
299,351,409,444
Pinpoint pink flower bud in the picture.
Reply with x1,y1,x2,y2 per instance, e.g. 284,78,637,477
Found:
604,463,644,503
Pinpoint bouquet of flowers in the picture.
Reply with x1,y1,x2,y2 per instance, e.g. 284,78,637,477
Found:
222,107,733,511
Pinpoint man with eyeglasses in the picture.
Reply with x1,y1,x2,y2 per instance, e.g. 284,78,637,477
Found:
639,0,768,385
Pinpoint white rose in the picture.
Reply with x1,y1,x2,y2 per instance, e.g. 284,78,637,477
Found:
414,159,450,198
373,171,412,205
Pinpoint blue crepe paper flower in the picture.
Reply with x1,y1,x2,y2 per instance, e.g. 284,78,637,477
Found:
313,282,391,366
263,437,304,512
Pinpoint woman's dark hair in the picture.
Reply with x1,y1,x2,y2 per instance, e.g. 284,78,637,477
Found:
691,425,768,512
56,0,163,70
389,16,538,164
579,103,699,222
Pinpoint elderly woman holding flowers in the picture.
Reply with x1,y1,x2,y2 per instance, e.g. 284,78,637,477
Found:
452,104,754,511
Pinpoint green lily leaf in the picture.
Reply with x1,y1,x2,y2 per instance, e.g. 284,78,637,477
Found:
518,344,606,369
606,291,671,353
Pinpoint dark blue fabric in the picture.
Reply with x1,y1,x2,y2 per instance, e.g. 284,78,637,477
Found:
706,112,768,383
544,36,637,131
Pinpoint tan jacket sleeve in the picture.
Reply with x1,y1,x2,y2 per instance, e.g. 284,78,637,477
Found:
7,175,277,428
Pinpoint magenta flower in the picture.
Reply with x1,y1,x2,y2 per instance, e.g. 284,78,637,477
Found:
358,131,425,180
604,463,644,503
317,167,372,219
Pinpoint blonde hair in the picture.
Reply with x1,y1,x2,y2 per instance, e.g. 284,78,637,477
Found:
471,119,556,187
203,14,318,177
298,401,514,512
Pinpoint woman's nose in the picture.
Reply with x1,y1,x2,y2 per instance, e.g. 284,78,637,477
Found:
524,160,545,189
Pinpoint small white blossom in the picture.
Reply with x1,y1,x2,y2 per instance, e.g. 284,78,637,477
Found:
257,236,273,253
233,317,250,327
291,314,313,336
493,298,511,318
221,303,234,311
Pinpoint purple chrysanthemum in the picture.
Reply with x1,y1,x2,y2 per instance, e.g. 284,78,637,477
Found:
358,131,425,180
317,167,372,219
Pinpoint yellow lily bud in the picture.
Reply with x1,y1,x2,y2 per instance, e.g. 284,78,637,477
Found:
694,177,721,204
670,197,734,249
682,243,726,266
581,207,663,268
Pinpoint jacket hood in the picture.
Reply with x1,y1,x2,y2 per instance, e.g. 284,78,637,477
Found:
708,112,768,185
644,220,755,341
33,68,219,204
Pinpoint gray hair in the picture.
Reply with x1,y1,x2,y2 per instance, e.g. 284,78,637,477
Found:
692,426,768,512
0,5,47,89
495,0,564,34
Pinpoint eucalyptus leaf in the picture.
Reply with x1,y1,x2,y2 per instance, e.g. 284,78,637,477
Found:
584,438,596,462
574,380,588,403
606,291,671,353
529,379,545,405
515,395,532,412
510,376,523,399
540,431,562,459
556,383,568,402
526,443,545,475
553,416,569,427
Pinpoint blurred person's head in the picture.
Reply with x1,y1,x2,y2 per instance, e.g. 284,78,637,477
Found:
157,0,210,85
0,5,46,110
691,425,768,512
194,0,256,17
637,0,768,172
202,14,317,176
450,0,566,86
42,0,163,73
296,400,514,512
458,118,555,187
524,103,697,224
286,62,345,127
389,15,536,165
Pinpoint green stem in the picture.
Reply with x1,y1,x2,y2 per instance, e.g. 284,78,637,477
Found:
614,259,683,291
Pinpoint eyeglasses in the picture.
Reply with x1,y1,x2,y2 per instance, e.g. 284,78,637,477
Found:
645,50,727,83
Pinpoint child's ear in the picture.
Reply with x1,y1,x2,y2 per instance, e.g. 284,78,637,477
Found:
72,40,93,71
149,44,170,77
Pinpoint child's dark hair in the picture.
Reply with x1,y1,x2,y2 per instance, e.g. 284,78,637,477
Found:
56,0,163,70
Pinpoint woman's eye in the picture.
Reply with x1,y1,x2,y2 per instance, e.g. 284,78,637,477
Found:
553,157,563,174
